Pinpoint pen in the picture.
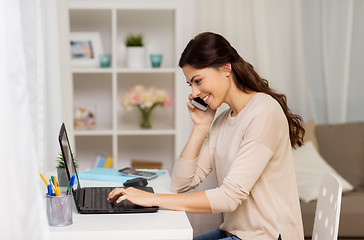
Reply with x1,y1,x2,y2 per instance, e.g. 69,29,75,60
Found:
47,184,53,196
40,173,48,186
49,179,56,196
53,176,61,196
49,179,55,189
66,175,75,195
53,176,58,188
54,187,61,196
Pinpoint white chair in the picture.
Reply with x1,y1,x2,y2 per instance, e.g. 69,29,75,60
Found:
312,172,343,240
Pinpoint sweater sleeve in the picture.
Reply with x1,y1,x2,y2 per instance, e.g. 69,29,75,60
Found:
171,111,230,193
205,141,273,213
171,136,213,193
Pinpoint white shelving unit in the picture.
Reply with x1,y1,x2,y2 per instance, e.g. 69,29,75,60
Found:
58,0,189,173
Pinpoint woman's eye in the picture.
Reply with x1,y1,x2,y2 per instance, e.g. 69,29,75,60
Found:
186,79,201,87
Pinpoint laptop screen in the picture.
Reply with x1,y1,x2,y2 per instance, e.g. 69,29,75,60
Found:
59,123,81,205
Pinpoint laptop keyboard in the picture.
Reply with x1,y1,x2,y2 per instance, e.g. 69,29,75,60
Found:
79,186,158,213
92,187,116,210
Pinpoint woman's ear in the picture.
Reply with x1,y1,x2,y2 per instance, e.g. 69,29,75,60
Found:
220,63,232,76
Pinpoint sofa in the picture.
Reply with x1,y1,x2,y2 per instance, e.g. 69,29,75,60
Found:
300,121,364,239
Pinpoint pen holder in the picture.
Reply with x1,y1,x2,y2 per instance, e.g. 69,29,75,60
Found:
46,192,73,227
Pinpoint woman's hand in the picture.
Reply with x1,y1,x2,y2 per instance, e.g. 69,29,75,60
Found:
108,187,212,214
178,95,216,160
187,94,216,127
107,187,158,207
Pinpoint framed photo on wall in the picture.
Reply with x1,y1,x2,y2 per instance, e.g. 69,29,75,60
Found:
70,32,103,67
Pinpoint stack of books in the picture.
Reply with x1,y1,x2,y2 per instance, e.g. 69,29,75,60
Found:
93,153,113,168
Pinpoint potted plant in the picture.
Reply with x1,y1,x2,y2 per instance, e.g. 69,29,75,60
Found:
56,152,78,187
125,33,145,68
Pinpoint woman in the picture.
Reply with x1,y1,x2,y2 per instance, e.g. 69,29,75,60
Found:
108,32,305,240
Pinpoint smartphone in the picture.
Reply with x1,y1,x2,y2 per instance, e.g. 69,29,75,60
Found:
118,167,158,180
191,97,208,111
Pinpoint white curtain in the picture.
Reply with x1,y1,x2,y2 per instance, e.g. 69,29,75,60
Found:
193,0,364,124
0,0,61,239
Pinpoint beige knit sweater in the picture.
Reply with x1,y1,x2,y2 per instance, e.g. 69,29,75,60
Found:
172,93,304,240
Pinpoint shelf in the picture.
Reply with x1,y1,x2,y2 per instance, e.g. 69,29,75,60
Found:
61,1,180,172
116,9,175,69
71,68,176,74
72,68,113,73
74,129,113,136
75,128,175,136
73,74,113,130
116,68,176,73
117,135,175,171
75,135,113,172
117,120,175,135
117,129,176,136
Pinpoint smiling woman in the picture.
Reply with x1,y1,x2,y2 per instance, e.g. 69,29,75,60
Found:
173,32,306,240
188,1,364,237
107,32,306,240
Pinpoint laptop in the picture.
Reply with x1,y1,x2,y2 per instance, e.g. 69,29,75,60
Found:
58,123,159,214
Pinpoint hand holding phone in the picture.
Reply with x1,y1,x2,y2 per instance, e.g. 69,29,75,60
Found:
191,97,208,111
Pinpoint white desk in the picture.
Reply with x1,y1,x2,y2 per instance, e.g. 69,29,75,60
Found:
49,172,193,240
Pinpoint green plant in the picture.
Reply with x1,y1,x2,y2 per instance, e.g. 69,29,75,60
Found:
125,34,144,47
56,152,78,169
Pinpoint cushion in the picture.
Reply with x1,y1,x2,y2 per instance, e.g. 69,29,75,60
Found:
293,141,354,203
303,120,319,152
315,122,364,189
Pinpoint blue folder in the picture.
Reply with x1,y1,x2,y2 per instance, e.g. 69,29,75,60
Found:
78,168,165,182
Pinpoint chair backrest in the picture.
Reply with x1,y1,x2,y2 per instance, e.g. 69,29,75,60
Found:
312,172,343,240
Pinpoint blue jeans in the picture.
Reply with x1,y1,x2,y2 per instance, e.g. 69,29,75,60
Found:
193,228,241,240
193,228,282,240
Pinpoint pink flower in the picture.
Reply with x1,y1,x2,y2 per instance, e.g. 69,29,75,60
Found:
131,92,141,103
164,95,172,107
121,85,172,111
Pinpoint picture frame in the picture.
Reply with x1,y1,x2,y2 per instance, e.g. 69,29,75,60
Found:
74,104,96,129
70,32,103,67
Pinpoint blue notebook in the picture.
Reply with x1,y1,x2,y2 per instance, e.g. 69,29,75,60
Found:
78,168,165,182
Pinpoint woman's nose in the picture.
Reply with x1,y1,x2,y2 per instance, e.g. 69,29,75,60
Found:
191,86,200,98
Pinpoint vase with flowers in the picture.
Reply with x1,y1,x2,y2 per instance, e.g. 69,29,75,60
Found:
121,85,172,129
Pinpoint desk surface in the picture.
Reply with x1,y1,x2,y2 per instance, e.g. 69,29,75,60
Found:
48,172,193,240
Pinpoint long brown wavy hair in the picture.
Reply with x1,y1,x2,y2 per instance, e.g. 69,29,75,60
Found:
179,32,304,148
